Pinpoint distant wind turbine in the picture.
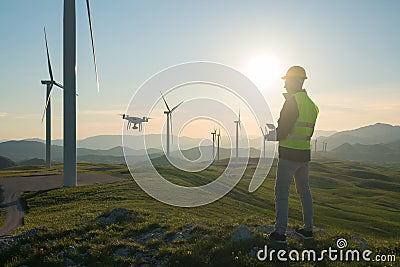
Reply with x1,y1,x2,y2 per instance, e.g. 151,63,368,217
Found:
217,128,221,161
211,128,217,160
321,140,328,152
233,110,241,160
63,0,100,187
40,27,64,169
160,92,183,157
260,125,268,159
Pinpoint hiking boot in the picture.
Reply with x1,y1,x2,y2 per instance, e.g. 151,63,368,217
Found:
295,227,314,239
269,231,286,244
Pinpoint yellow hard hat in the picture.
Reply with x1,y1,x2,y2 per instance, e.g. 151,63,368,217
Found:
282,66,307,80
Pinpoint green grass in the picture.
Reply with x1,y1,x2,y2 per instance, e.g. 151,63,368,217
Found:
0,162,132,179
0,159,399,266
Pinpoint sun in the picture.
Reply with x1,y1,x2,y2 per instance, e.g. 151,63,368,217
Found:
246,55,281,88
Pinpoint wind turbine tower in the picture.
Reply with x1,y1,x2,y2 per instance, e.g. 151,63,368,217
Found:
260,125,268,159
217,129,221,161
41,27,63,169
160,92,183,157
211,128,217,160
233,111,241,161
63,0,99,187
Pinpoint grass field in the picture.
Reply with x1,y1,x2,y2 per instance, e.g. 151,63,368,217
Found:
0,159,399,266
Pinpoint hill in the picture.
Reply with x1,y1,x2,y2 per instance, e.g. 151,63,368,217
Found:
329,142,400,163
0,159,398,266
0,141,159,164
18,158,46,166
318,123,400,150
0,156,16,170
2,123,399,164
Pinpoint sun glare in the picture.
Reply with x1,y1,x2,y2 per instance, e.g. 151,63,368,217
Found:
246,55,281,89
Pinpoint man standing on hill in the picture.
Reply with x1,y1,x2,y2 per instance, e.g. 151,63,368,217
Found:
267,66,319,244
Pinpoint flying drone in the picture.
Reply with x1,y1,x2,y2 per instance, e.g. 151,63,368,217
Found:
120,114,151,131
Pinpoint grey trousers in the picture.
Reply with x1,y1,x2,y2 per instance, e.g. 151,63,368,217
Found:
274,158,313,235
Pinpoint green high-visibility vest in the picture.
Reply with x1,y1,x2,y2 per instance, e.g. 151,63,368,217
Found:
279,91,319,150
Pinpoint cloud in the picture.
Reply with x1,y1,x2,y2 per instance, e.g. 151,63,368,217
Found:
0,112,8,117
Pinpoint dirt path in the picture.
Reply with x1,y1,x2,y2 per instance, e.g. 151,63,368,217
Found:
0,174,124,236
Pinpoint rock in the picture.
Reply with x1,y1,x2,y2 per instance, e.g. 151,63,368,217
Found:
183,223,196,231
157,212,166,216
286,227,300,240
352,234,368,249
136,228,165,245
66,258,75,266
255,225,275,234
113,247,130,258
248,246,259,257
314,227,326,236
133,251,144,259
171,223,196,242
14,226,50,240
97,208,133,224
68,245,77,253
232,225,253,250
21,243,32,251
0,226,51,252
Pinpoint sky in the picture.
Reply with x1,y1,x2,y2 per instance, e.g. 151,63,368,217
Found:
0,0,399,140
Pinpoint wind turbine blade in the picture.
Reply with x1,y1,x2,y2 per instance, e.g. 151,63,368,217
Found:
170,114,173,144
44,27,54,82
54,81,64,89
160,91,171,112
53,80,78,96
54,81,78,97
86,0,100,92
41,85,53,123
170,101,183,113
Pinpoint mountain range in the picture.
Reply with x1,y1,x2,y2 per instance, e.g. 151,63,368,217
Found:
315,123,400,150
0,123,399,164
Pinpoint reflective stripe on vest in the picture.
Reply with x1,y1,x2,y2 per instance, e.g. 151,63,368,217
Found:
295,121,315,128
287,133,311,140
279,91,319,151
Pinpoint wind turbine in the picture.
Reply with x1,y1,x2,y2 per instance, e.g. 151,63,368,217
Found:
233,110,241,160
160,92,183,157
211,128,217,160
40,27,64,169
217,128,221,161
260,125,268,159
63,0,99,187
